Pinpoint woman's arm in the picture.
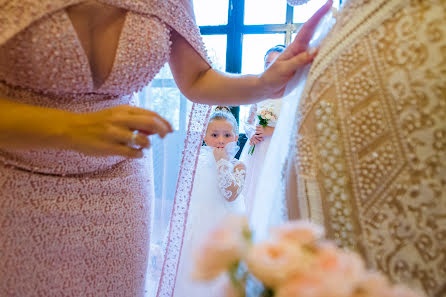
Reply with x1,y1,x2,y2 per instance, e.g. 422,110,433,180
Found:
0,98,171,158
0,98,77,150
169,31,266,105
168,0,332,105
169,32,313,105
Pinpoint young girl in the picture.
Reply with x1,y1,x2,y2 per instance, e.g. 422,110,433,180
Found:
172,106,246,297
240,45,285,217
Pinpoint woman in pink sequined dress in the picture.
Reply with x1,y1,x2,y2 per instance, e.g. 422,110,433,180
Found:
0,1,332,296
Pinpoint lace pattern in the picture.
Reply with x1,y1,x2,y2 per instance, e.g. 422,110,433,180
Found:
290,0,446,295
216,158,246,201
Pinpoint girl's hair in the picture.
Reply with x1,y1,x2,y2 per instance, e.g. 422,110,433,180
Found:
264,44,286,60
208,106,239,135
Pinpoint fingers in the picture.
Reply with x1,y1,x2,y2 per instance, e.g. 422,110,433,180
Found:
127,106,173,133
106,126,151,148
283,0,333,57
119,114,171,138
251,136,264,144
287,50,318,72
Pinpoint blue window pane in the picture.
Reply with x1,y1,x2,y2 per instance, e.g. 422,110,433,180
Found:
244,0,287,25
193,0,229,26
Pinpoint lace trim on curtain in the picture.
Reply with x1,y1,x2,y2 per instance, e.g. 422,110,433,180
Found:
156,103,211,297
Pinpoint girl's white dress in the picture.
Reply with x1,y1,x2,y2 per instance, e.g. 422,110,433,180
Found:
239,99,282,217
172,143,246,297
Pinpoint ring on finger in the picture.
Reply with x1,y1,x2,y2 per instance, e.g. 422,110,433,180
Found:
128,132,138,147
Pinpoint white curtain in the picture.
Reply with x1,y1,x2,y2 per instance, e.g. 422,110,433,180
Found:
134,64,192,295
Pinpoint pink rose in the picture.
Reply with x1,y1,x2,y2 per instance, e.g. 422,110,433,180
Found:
276,274,330,297
271,220,325,245
350,271,398,297
192,215,250,281
277,244,365,297
315,248,365,291
219,274,243,297
245,241,310,288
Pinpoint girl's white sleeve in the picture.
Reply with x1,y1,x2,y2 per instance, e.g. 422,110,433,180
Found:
215,159,246,202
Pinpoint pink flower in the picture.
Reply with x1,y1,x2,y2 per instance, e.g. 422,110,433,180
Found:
276,244,366,297
315,247,366,293
276,259,360,297
245,241,310,288
351,271,392,297
218,274,243,297
275,274,330,297
271,220,325,245
192,215,250,281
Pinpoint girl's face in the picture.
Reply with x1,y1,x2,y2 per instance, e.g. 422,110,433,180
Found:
204,119,238,148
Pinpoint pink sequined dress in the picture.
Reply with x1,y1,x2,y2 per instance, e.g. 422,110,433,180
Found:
0,1,209,296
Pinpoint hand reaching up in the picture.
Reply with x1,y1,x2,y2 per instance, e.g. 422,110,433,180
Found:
259,0,333,98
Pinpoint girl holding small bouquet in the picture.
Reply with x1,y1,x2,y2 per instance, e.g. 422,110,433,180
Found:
172,106,246,297
240,45,284,217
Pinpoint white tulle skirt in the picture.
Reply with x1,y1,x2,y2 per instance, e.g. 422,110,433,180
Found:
239,135,272,217
172,148,245,297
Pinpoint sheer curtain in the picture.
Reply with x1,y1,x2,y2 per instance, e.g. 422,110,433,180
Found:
133,64,195,295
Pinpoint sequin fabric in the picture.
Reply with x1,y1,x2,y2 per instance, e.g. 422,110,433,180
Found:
0,1,211,296
289,0,446,296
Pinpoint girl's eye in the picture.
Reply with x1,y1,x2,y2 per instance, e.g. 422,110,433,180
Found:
211,133,217,137
225,134,231,137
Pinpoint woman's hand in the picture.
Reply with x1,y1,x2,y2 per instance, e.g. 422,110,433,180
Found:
213,147,229,162
255,125,274,138
66,105,172,158
249,135,264,145
258,0,333,98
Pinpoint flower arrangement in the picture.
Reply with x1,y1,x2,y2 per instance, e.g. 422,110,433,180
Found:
193,215,424,297
248,105,278,155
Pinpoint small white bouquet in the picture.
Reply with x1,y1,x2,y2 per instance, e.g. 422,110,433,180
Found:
248,105,278,155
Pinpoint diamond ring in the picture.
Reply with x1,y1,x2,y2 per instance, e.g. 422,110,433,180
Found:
128,132,138,147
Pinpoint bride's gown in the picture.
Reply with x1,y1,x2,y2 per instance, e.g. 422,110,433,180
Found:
240,99,282,216
173,143,245,297
282,0,445,296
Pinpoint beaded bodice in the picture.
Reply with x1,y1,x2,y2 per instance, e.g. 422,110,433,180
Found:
0,0,208,175
289,0,446,296
0,9,170,96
